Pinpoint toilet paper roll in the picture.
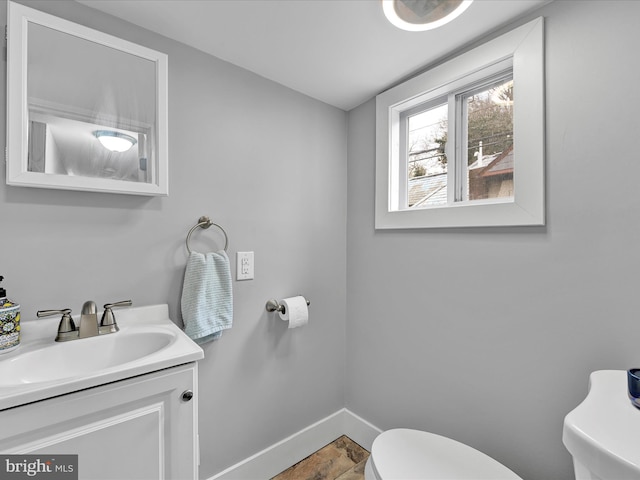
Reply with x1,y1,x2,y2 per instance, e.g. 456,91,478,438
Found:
278,296,309,328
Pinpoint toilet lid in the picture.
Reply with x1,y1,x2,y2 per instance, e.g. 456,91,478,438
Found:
370,429,521,480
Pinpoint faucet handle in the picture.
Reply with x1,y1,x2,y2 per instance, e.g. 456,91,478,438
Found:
104,300,132,310
37,308,72,318
100,300,132,332
37,308,76,334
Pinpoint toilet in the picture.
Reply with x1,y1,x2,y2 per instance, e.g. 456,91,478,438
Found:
364,429,522,480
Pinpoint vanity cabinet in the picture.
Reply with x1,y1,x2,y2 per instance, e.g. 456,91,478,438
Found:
0,362,198,480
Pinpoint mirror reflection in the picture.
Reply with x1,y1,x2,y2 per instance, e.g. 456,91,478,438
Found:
7,0,168,196
27,22,156,184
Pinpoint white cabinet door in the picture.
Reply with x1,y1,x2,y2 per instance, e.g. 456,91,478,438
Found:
0,363,198,480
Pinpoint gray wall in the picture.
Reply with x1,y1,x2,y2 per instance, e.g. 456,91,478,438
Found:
4,0,638,479
346,1,640,479
0,1,347,477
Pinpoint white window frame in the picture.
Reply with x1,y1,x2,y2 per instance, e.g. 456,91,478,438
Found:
375,17,544,229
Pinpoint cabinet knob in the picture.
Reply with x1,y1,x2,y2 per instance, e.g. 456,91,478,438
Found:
181,390,194,402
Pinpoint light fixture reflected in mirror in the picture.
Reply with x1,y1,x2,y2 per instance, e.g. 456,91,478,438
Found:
382,0,473,31
94,130,137,153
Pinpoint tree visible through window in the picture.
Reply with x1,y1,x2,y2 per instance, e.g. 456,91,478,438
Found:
466,78,514,201
406,78,513,207
407,103,448,207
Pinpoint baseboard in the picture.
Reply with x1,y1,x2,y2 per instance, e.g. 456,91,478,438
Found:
340,409,382,452
208,409,382,480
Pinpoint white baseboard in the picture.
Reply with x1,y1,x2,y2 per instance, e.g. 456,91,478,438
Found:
208,409,382,480
340,409,382,452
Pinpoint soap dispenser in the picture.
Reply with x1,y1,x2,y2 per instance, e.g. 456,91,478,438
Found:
0,276,20,353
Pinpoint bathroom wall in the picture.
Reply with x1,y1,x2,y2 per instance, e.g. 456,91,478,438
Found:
5,1,637,479
346,1,640,479
0,1,347,477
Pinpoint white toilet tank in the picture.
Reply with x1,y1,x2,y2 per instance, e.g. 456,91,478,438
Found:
365,428,521,480
563,370,640,479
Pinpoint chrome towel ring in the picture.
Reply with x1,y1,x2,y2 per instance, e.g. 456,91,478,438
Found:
186,215,229,253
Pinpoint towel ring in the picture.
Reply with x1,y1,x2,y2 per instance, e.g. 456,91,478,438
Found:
186,216,229,253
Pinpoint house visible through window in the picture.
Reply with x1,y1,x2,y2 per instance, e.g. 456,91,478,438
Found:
403,74,514,210
464,78,513,202
407,102,448,207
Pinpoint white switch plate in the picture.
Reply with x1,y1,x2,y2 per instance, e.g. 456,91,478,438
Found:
236,251,254,280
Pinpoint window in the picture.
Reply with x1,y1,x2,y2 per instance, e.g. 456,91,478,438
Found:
375,18,544,229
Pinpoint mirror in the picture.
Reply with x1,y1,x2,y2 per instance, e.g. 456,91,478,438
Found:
6,1,168,195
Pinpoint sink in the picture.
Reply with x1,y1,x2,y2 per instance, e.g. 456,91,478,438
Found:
0,304,203,410
1,329,175,385
563,370,640,479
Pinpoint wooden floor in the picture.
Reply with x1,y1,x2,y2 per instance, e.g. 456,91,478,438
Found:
271,436,369,480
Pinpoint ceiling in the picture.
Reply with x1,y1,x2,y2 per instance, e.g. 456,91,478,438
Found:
76,0,550,111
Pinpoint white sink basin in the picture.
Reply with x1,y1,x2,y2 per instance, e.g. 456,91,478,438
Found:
1,329,174,384
563,370,640,479
0,304,203,410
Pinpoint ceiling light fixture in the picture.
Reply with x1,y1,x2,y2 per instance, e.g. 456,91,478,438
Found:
93,130,137,153
382,0,473,32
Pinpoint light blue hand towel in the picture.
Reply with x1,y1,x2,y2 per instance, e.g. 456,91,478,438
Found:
181,250,233,344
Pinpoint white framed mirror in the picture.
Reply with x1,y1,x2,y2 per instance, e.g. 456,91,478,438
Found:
6,1,169,196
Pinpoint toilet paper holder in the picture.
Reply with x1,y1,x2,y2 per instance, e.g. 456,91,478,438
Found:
265,297,310,314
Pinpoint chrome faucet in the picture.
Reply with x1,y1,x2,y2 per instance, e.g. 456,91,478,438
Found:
37,300,132,342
